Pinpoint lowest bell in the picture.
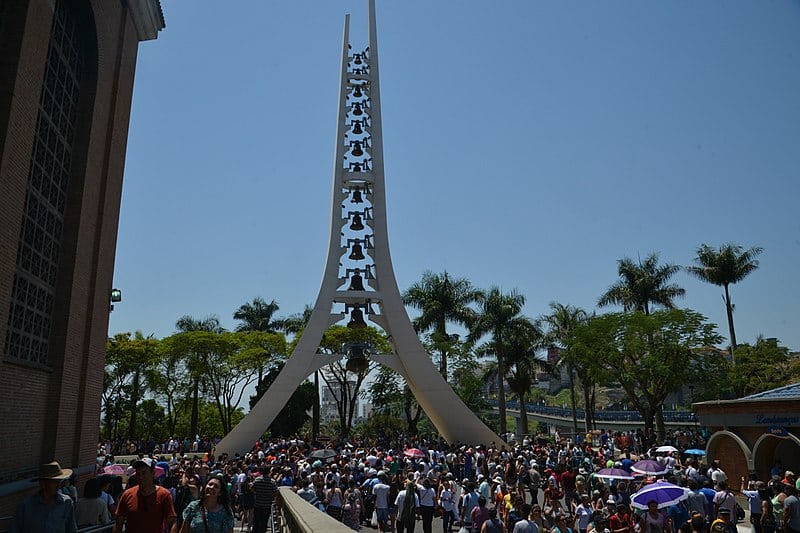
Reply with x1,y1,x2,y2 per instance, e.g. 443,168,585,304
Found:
345,345,369,373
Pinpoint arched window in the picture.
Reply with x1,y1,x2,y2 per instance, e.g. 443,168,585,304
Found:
4,0,92,366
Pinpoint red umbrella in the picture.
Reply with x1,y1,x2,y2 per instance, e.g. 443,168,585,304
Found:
403,448,425,459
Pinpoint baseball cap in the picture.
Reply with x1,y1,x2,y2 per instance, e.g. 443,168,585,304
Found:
132,457,156,469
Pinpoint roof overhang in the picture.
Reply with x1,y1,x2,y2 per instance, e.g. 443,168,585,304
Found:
128,0,165,41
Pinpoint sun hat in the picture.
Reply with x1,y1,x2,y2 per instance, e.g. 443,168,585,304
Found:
38,461,72,480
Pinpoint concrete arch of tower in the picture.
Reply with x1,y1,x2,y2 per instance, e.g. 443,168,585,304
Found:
214,0,502,456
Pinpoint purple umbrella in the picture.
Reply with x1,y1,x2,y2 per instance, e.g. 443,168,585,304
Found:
631,480,690,510
596,468,635,480
631,459,669,476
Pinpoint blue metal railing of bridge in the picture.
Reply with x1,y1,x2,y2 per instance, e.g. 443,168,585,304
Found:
489,400,699,423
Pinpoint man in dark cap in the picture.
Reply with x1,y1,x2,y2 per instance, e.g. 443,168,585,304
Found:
113,457,175,533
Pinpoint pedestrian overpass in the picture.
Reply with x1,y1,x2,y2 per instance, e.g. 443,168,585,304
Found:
490,400,699,436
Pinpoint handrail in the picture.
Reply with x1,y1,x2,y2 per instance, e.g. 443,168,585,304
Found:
274,486,354,532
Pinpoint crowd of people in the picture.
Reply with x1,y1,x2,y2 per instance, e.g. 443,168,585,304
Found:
10,428,800,533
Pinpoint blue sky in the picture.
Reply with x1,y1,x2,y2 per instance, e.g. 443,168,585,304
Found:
110,1,800,353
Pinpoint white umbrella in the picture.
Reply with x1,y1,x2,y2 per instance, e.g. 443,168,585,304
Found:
656,445,678,453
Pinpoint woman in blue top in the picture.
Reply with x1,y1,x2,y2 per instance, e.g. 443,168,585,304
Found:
180,476,234,533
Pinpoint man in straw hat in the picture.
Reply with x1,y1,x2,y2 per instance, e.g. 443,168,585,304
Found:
10,461,77,532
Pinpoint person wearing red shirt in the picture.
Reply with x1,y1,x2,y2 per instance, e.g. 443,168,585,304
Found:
610,503,633,533
113,458,176,533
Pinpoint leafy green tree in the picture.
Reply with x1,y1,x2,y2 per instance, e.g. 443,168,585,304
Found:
402,271,482,379
233,297,285,386
571,309,722,441
145,345,189,438
468,286,528,436
249,361,314,437
446,344,490,414
686,243,763,355
729,337,791,397
367,366,426,436
105,332,159,440
541,303,594,433
137,399,166,440
173,399,245,438
166,330,267,434
174,315,226,437
598,253,685,315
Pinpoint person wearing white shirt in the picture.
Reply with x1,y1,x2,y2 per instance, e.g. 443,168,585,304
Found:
417,478,437,533
373,474,391,532
576,495,593,533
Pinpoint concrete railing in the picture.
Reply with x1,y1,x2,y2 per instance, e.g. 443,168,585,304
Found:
275,487,355,533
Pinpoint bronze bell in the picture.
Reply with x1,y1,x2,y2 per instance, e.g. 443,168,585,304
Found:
350,213,364,231
353,103,363,116
349,243,365,260
353,85,363,98
345,344,369,373
352,162,362,172
351,141,363,157
352,121,363,135
347,308,367,329
351,188,363,203
348,273,365,291
354,54,363,65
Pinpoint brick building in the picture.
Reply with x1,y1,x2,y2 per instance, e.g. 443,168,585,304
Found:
695,382,800,482
0,0,163,513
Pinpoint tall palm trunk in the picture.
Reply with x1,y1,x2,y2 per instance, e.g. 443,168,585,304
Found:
568,367,578,437
437,319,448,379
724,284,737,357
582,384,593,432
655,406,666,442
518,390,529,436
497,350,507,436
129,370,140,440
190,378,199,437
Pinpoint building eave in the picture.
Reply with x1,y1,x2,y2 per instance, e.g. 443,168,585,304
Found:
127,0,165,41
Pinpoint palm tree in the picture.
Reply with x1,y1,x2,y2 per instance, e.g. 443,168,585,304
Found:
280,304,313,336
175,315,225,438
233,297,287,391
233,297,283,333
502,319,547,437
541,303,591,434
402,271,483,378
598,253,685,314
686,243,763,355
468,286,527,436
476,318,546,437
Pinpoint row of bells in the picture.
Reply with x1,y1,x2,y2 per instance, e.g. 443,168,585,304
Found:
344,56,371,373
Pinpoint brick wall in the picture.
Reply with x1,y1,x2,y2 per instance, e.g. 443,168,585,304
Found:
0,0,150,512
